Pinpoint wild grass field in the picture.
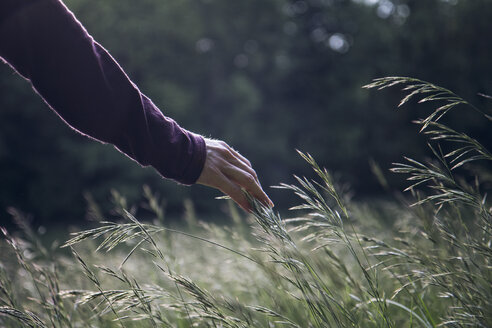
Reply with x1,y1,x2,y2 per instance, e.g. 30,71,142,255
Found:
1,78,491,327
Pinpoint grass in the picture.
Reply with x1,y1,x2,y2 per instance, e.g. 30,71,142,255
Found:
1,77,491,327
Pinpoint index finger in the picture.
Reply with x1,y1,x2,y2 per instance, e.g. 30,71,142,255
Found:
225,165,273,208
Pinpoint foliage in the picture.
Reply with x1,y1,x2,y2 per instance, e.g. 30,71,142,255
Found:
2,0,492,222
0,77,491,327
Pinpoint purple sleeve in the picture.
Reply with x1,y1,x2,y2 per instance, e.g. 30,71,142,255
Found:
0,0,206,185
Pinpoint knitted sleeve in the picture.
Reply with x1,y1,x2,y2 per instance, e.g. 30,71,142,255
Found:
0,0,206,185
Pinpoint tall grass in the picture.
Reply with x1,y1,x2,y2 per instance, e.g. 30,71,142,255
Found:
1,77,490,327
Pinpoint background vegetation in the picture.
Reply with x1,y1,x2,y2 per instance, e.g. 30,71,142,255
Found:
0,76,491,326
1,0,491,223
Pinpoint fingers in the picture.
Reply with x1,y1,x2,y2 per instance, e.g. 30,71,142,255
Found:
196,138,274,212
229,154,259,184
214,170,251,212
218,142,258,181
228,145,253,170
223,163,273,208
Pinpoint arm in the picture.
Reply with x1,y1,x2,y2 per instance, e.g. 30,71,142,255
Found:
0,0,205,185
0,0,272,210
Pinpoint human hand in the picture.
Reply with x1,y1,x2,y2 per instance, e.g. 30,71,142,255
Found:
196,138,274,212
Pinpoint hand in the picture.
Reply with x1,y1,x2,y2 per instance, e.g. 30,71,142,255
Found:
196,138,274,212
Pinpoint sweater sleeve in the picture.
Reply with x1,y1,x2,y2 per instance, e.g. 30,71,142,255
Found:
0,0,206,185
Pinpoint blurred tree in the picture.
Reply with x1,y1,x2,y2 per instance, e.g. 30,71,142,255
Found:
1,0,490,224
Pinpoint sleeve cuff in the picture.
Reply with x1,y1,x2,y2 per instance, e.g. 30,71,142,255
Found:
175,132,207,185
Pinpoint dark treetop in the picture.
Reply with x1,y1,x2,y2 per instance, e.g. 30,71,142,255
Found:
0,0,206,185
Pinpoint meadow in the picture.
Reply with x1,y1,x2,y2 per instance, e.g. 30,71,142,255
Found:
1,78,491,327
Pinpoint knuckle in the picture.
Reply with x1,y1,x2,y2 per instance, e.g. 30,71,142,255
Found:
224,149,235,160
243,173,256,185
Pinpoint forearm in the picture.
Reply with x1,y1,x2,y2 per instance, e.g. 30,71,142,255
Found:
0,0,205,184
